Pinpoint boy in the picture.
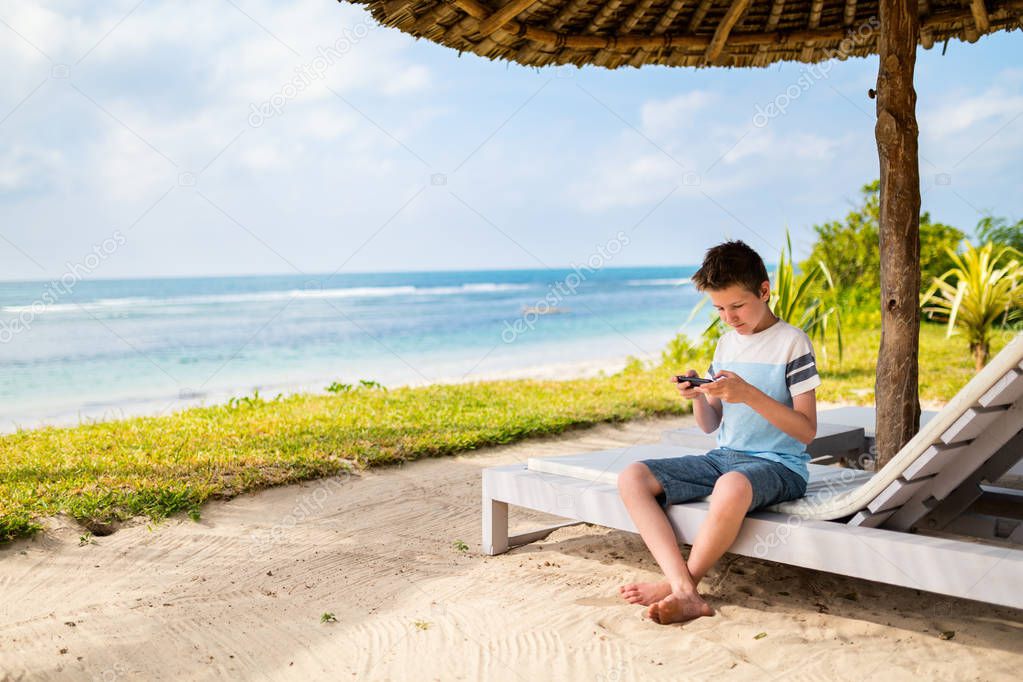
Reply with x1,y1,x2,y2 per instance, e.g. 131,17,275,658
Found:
617,240,819,625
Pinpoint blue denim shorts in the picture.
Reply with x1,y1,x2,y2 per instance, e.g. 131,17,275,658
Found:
640,448,807,513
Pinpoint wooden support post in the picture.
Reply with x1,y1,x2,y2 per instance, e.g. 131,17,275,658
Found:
874,0,921,470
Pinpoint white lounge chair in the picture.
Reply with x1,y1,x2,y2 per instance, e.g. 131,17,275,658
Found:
482,333,1023,609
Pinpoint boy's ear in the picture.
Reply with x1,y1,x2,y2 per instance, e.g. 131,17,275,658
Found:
760,280,771,300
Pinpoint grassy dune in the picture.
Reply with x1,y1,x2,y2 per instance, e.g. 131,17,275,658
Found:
0,372,688,541
1,320,1016,543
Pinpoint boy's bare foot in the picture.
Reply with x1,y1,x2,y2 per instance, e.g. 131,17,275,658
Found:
618,581,672,606
647,591,714,625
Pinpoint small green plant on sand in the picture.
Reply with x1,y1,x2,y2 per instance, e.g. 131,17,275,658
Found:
227,390,265,410
320,612,337,623
452,540,468,552
413,620,431,631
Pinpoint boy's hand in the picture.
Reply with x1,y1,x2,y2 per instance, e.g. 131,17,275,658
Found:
672,371,704,400
699,370,754,404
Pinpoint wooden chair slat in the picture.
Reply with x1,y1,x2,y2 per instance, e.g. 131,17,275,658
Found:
848,508,897,528
868,476,934,513
903,442,971,480
940,407,1007,444
979,369,1023,408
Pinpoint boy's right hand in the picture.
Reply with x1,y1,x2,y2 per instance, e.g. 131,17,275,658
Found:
673,371,704,400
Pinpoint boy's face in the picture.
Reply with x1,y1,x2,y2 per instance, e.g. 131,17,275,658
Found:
707,282,773,334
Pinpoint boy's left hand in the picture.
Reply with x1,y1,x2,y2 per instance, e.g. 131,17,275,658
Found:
699,370,754,403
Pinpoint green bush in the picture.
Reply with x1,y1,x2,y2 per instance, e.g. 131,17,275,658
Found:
976,215,1023,253
799,180,964,306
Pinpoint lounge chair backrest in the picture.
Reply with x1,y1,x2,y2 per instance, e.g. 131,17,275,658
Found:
850,333,1023,529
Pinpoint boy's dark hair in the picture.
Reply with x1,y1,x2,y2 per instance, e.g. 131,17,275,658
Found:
691,240,770,294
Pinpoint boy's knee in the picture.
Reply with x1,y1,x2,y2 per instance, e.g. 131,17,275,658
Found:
712,471,753,503
618,462,660,496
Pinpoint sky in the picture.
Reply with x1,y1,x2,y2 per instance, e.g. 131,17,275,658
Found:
0,1,1021,282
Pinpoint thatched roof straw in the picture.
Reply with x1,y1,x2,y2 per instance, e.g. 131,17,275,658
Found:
343,0,1023,68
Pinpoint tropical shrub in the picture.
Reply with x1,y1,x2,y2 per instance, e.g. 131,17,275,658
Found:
921,240,1023,370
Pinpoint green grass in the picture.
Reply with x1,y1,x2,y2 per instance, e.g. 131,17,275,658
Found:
0,371,688,542
1,318,1017,544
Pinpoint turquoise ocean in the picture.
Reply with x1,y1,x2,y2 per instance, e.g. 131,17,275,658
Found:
0,266,707,430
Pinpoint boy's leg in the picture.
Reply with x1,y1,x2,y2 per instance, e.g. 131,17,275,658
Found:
681,471,753,583
616,461,703,595
646,470,753,624
617,459,718,620
687,459,805,580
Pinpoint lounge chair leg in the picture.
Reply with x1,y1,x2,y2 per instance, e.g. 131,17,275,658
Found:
483,496,509,556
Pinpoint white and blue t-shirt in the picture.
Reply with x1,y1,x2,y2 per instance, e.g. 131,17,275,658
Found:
707,319,821,481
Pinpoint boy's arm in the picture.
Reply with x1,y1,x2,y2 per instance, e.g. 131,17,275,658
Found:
746,388,817,445
676,366,723,433
692,393,723,433
699,371,817,445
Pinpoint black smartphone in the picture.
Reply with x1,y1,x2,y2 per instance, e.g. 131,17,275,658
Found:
674,375,713,385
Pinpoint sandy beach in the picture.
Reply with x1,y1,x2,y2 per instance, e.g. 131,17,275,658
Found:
1,412,1021,681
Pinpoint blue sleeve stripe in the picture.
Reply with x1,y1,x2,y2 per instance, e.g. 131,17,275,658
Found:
785,352,815,375
786,364,819,386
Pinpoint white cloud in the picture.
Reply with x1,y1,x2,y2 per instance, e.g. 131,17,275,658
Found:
569,93,847,212
569,150,685,211
91,127,176,201
0,145,63,193
0,0,438,211
723,129,842,165
0,1,1018,280
922,87,1023,139
918,72,1023,174
640,91,716,138
380,64,431,95
301,109,358,140
237,141,285,173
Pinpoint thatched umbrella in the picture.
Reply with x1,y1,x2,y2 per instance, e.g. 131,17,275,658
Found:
339,0,1023,468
